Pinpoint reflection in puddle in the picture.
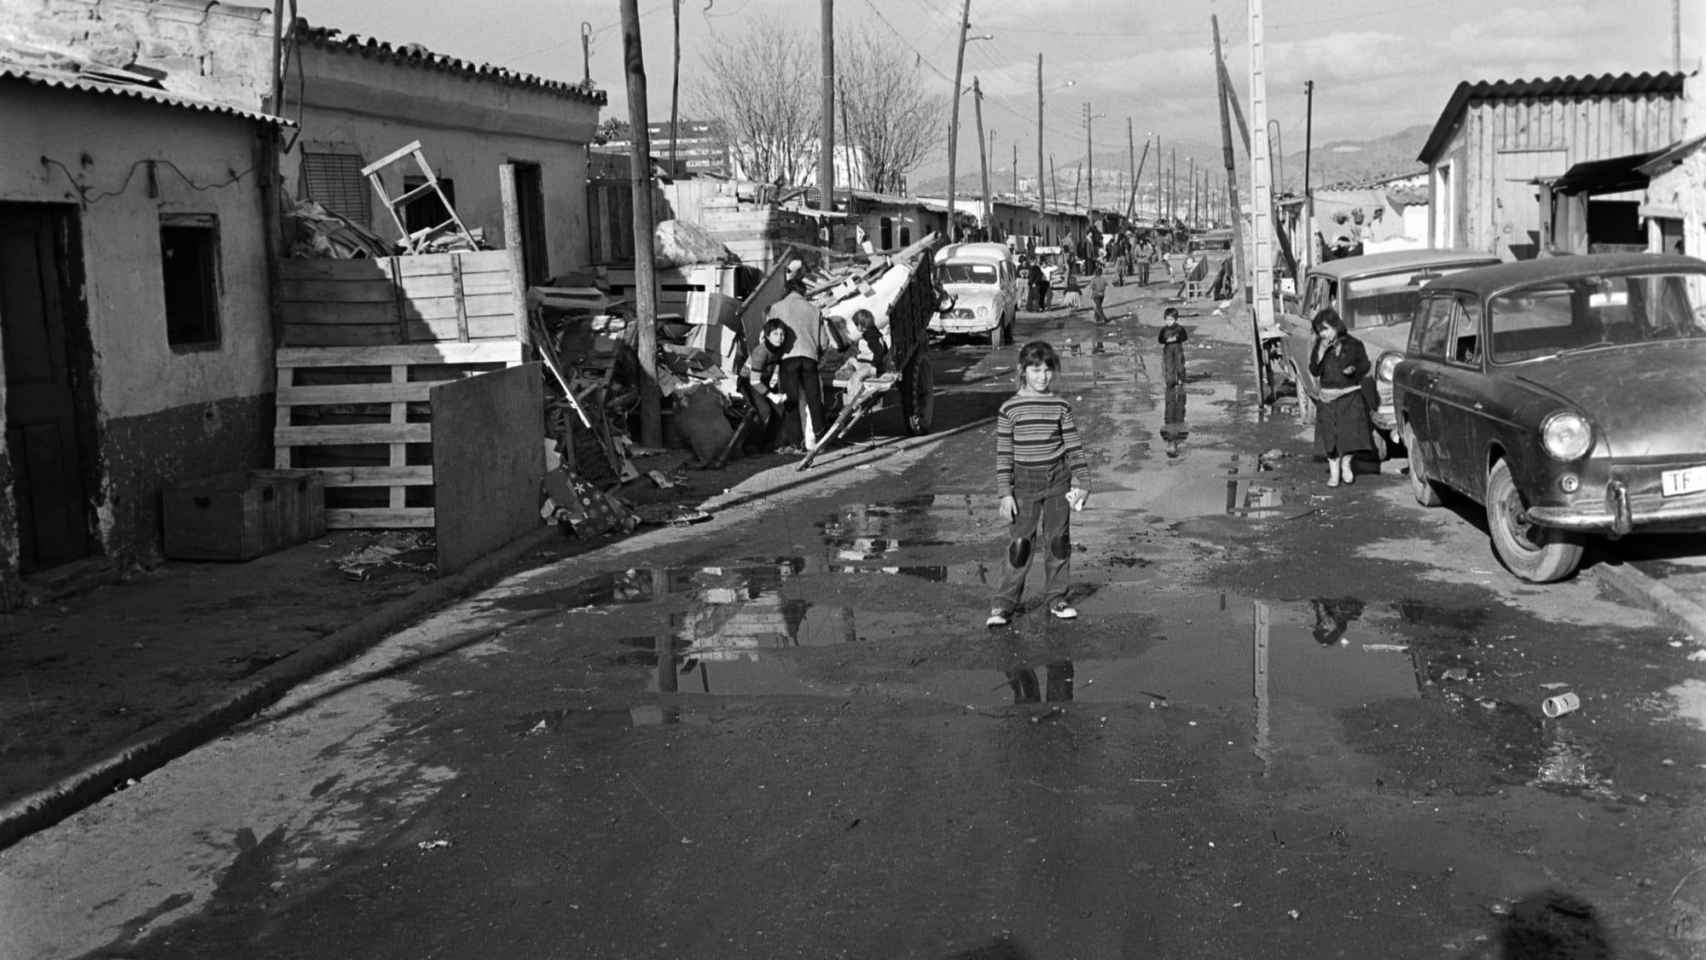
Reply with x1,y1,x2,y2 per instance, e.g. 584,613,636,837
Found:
1224,452,1289,516
817,497,978,559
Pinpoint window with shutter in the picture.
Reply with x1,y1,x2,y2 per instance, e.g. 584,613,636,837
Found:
300,152,371,225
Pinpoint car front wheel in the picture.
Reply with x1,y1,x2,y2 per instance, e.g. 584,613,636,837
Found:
1485,458,1585,583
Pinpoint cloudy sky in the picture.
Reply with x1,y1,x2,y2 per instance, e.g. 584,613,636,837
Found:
299,0,1701,177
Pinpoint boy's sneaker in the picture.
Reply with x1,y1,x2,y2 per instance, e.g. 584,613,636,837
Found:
1049,600,1078,620
985,608,1011,629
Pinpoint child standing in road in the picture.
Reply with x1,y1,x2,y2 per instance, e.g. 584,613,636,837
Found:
1089,266,1110,324
987,340,1091,628
1158,307,1189,385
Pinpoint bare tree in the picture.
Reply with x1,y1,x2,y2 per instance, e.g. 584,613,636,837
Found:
839,30,947,195
690,25,818,185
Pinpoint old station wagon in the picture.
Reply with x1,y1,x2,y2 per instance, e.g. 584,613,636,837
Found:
1393,253,1706,582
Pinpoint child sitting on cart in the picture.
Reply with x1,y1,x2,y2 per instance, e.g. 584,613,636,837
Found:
841,308,893,406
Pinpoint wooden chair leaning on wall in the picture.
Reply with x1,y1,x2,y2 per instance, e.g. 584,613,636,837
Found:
362,141,478,254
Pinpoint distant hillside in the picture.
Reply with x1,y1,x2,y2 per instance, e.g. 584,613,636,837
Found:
909,125,1431,200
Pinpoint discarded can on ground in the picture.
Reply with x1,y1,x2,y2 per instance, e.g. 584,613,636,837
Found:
1542,691,1582,718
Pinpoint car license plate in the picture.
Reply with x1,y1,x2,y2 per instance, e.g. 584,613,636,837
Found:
1661,465,1706,497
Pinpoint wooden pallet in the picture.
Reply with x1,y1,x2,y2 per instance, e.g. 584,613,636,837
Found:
276,250,523,347
275,341,526,529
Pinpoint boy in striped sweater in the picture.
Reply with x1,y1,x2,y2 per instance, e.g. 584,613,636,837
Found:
987,341,1091,628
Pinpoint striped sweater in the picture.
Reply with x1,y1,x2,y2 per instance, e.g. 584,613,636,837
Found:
995,392,1090,493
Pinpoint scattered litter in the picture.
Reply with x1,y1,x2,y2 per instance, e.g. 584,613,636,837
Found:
1540,681,1571,690
1441,667,1470,682
1662,758,1677,767
1287,909,1300,920
1541,691,1581,719
1670,640,1685,648
524,718,550,736
1362,643,1409,653
647,470,675,489
417,839,452,851
1689,650,1706,662
333,531,436,580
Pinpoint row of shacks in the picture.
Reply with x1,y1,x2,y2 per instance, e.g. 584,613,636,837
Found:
2,0,1703,606
0,0,1071,605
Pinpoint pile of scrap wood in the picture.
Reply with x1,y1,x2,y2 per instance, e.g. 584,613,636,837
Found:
284,198,392,259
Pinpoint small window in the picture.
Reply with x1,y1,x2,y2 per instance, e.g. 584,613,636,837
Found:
899,225,912,247
402,175,456,237
161,214,221,349
300,151,371,224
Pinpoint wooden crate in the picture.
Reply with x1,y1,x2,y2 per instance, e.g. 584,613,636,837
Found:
162,469,326,561
601,263,741,321
275,341,526,529
276,250,524,347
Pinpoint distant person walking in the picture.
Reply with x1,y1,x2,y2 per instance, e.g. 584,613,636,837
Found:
1089,266,1110,324
1308,307,1373,486
1135,234,1155,285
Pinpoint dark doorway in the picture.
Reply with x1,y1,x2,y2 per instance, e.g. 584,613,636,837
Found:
510,161,549,285
0,203,97,573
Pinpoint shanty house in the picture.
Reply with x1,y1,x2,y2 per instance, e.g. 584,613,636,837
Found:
1418,72,1685,259
282,21,606,285
0,0,284,601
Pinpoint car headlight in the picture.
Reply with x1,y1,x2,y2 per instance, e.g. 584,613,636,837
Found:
1541,410,1593,461
1375,352,1401,383
976,305,989,318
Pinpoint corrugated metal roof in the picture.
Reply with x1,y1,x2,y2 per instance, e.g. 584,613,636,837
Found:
0,61,290,125
1418,72,1685,165
293,19,607,106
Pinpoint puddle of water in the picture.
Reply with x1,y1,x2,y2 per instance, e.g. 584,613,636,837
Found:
824,562,995,587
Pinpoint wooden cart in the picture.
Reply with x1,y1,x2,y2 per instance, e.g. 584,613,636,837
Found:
797,233,944,470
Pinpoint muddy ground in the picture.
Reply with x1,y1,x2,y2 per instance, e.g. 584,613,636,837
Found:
6,282,1706,960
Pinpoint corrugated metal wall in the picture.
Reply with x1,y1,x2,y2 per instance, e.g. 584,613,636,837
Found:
1459,92,1681,256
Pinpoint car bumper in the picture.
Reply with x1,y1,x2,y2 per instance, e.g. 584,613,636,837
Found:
1527,480,1706,536
930,314,997,334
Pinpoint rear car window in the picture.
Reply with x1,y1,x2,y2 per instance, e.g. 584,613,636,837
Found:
938,262,998,284
1491,273,1706,363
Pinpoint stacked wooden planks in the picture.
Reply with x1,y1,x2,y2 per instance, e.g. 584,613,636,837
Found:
274,342,526,529
276,250,524,347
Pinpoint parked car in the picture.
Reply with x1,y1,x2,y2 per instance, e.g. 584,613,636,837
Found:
930,242,1020,344
1264,248,1501,456
1392,252,1706,582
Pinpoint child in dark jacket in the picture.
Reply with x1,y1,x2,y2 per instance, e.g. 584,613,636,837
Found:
1158,307,1188,385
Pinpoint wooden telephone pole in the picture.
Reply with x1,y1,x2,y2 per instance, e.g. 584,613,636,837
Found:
819,0,834,210
974,78,992,237
946,0,972,239
1211,15,1246,315
620,0,660,445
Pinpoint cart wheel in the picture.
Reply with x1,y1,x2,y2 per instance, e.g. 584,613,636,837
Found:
902,354,936,435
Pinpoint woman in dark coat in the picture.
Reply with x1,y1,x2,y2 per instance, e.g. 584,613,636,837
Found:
1307,307,1372,487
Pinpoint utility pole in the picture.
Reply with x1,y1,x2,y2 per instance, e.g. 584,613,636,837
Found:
1072,162,1082,209
1187,156,1196,227
620,0,660,446
1169,146,1177,223
1211,15,1246,320
1127,135,1150,221
1083,101,1094,214
974,78,992,238
819,0,834,211
1036,53,1045,221
1154,133,1162,222
1304,79,1314,270
1675,0,1683,71
947,0,972,240
1248,0,1277,388
669,0,681,173
1127,118,1136,219
1012,142,1019,195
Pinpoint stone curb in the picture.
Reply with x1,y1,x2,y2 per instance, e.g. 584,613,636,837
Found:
0,522,561,851
1592,561,1706,643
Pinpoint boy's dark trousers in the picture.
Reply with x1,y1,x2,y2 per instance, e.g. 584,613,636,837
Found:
993,460,1072,612
778,356,825,446
1091,294,1108,324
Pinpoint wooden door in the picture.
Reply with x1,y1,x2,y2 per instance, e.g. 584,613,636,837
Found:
1,204,94,573
512,162,549,285
1493,149,1565,260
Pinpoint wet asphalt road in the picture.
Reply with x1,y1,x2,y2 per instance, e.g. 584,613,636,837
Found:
7,281,1706,960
